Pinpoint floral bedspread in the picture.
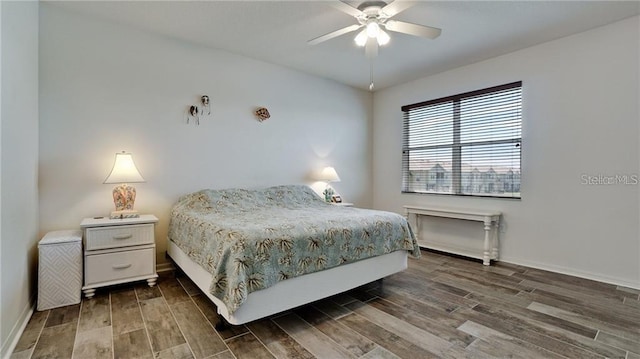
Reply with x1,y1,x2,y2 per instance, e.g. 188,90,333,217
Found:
168,184,419,313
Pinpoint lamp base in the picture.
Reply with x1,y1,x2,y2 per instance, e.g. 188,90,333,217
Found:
110,210,140,219
111,184,139,219
323,185,335,202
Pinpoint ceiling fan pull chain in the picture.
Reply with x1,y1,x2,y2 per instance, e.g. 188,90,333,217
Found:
369,59,375,91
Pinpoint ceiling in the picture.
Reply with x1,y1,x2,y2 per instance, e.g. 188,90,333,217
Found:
50,1,639,91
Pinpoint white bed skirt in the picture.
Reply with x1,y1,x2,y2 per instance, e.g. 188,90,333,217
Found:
167,239,408,325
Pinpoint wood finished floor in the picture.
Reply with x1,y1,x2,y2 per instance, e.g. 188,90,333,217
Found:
11,249,640,359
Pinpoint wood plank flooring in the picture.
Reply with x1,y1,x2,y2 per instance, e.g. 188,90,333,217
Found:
11,249,640,358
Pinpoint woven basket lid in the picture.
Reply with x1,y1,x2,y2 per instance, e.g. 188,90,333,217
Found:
39,229,82,246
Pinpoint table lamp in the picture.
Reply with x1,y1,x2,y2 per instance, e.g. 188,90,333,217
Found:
104,151,146,219
318,166,340,202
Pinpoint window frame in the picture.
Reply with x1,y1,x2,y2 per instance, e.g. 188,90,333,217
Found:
401,81,522,199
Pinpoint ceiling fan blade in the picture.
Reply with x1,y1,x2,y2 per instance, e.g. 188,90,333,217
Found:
380,1,415,17
308,24,362,45
365,37,378,58
385,20,441,39
330,1,364,17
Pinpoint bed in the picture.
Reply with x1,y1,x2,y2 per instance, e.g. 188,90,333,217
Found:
167,184,420,325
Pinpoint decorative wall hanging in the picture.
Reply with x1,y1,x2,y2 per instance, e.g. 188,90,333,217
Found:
186,94,212,126
201,95,211,115
255,107,270,122
187,105,200,125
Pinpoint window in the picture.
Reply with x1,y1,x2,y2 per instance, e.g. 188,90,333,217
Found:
402,81,522,198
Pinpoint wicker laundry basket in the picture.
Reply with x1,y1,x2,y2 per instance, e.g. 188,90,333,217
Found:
37,230,83,311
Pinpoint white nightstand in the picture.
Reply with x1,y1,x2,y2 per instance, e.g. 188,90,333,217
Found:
80,215,159,298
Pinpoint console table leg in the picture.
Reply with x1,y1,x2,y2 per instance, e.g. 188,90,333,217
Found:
492,221,500,260
483,218,492,266
406,212,420,244
407,213,418,235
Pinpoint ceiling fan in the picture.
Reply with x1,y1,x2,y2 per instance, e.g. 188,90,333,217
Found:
308,1,442,58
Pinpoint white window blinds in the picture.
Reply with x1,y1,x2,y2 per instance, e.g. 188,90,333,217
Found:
402,81,522,198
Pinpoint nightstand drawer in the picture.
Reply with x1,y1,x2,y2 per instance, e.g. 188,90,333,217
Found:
85,248,154,285
85,223,154,250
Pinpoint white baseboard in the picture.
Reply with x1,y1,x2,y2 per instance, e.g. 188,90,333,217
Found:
156,261,175,273
1,297,34,359
501,256,640,290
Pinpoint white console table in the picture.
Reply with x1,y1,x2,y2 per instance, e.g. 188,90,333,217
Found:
404,205,501,266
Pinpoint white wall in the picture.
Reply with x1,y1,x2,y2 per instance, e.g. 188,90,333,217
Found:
373,16,640,288
38,4,373,268
0,1,39,356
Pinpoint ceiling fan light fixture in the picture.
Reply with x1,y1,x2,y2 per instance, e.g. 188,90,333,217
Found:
377,29,390,46
309,1,442,89
354,29,368,47
366,21,380,38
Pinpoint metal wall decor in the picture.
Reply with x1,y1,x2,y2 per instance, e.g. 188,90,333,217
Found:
186,95,212,125
201,95,211,115
255,107,270,122
187,105,200,125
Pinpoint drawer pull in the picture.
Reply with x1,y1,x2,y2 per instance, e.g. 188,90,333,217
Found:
112,263,132,270
112,234,133,240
